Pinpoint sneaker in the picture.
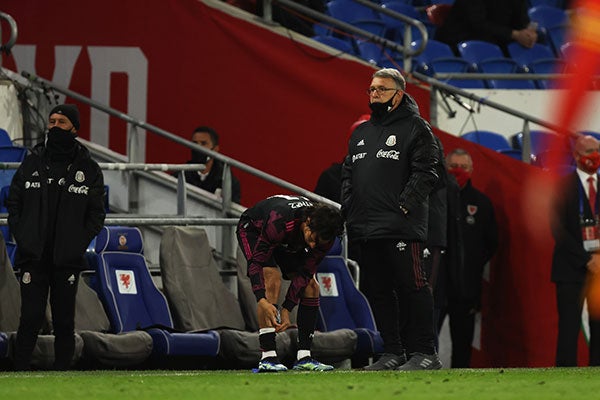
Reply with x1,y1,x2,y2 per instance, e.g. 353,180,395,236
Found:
363,353,406,371
257,357,288,372
292,357,334,371
397,352,442,371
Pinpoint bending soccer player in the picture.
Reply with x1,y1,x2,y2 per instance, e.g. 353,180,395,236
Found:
236,195,344,372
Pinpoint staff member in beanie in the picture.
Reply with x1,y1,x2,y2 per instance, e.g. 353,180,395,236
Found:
7,104,106,370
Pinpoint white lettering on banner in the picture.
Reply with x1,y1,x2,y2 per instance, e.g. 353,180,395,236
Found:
352,152,367,162
11,45,148,160
68,184,89,195
88,47,148,160
317,272,339,297
376,149,400,160
115,269,137,295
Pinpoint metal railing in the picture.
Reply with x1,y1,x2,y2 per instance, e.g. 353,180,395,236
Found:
413,71,576,163
262,0,427,71
0,11,18,56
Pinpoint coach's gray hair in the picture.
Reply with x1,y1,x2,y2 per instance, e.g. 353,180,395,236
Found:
373,68,406,91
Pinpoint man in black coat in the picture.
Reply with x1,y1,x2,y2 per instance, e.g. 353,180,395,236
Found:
434,0,537,55
551,134,600,366
342,68,441,370
184,126,241,204
7,104,106,370
442,148,497,368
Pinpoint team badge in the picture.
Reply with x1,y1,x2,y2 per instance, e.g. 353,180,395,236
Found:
385,135,396,146
75,171,85,183
118,234,128,250
22,272,31,284
67,274,76,285
466,204,478,225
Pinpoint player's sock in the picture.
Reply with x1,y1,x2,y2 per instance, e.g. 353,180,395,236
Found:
297,297,319,351
297,349,311,361
259,327,276,359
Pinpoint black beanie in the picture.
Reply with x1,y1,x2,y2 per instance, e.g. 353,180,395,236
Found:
49,104,80,131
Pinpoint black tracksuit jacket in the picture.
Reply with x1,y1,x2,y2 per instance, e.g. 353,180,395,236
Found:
6,142,106,269
341,94,440,242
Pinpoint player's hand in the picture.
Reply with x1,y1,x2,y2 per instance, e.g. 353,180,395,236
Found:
257,298,280,328
275,308,291,332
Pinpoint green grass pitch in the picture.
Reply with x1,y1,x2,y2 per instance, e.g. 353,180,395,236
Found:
1,368,599,400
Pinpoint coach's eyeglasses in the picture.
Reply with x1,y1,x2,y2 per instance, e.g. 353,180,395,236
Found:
366,87,398,96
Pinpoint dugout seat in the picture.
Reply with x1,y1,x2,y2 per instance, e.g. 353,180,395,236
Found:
92,226,220,360
316,238,384,364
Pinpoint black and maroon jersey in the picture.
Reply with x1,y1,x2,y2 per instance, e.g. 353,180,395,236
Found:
236,195,331,311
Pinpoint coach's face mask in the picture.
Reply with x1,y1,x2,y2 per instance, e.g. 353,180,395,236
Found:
579,151,600,174
191,149,211,164
369,96,396,119
448,167,471,188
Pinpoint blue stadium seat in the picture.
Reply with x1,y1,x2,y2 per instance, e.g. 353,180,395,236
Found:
327,0,381,24
529,58,568,89
478,58,537,89
528,5,568,31
497,149,523,161
507,42,556,70
380,1,422,43
0,146,27,189
0,129,13,146
457,40,505,70
312,35,356,55
92,226,220,358
354,20,387,38
316,238,384,360
512,130,555,155
356,40,384,65
461,130,512,151
546,24,567,57
429,57,487,88
410,39,455,73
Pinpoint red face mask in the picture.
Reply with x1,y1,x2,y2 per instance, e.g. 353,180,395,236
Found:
448,167,471,188
579,151,600,174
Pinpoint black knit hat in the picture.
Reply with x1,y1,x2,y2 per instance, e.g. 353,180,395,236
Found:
49,104,80,130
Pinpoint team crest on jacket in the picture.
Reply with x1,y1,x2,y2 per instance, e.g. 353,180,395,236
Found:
385,135,396,146
75,171,85,183
466,204,478,225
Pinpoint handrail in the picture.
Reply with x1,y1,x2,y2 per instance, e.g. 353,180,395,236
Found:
412,70,577,163
19,71,339,209
0,11,18,55
263,0,427,72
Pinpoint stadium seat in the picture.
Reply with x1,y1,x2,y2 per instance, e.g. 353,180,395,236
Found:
312,35,356,55
457,40,505,70
327,0,381,29
529,58,568,89
353,20,387,38
380,2,422,43
461,130,512,151
159,226,246,332
546,24,567,57
316,238,384,363
356,40,384,65
507,42,556,70
429,57,487,88
478,58,537,89
0,146,27,189
0,129,13,146
528,5,568,31
92,226,220,359
512,130,555,156
410,39,455,73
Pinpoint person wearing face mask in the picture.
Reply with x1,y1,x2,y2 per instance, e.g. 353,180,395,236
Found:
6,104,106,370
552,134,600,366
441,148,497,368
341,68,442,370
183,126,241,204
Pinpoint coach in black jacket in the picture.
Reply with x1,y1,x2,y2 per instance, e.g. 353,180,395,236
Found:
7,104,106,370
552,134,600,366
341,68,441,370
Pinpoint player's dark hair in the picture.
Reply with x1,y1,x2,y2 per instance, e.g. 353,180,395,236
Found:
305,203,344,242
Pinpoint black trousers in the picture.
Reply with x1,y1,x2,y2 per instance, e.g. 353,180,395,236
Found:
555,281,600,366
14,266,79,370
437,298,476,368
355,239,435,356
